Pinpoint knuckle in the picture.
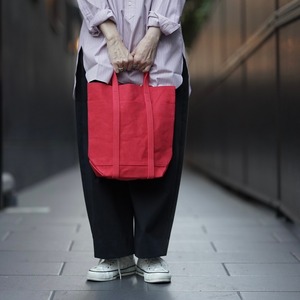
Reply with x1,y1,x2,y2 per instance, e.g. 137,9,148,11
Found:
134,56,142,63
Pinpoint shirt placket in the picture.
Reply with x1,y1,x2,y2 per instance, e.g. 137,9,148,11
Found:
125,0,136,20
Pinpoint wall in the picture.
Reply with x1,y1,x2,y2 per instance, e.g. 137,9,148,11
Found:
186,0,300,222
1,0,81,192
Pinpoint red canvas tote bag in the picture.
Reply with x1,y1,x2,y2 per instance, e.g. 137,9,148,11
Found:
87,72,176,180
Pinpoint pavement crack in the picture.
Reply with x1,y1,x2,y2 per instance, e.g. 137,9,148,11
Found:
68,240,75,251
290,251,300,263
48,291,55,300
210,241,217,252
76,224,81,233
222,263,231,276
1,231,11,241
58,262,66,276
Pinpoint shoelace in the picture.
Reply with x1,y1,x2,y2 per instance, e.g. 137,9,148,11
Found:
97,258,122,279
98,258,124,280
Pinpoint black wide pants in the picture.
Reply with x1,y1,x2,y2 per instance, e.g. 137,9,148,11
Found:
75,50,189,259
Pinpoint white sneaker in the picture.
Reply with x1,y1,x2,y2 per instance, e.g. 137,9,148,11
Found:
87,255,136,281
136,257,171,283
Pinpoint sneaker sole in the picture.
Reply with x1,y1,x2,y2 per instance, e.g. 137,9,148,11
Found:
136,268,171,283
87,265,136,282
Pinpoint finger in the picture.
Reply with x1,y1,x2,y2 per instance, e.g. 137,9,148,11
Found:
138,62,148,72
114,59,123,72
120,59,127,71
113,64,120,73
132,57,143,71
143,65,151,73
116,60,125,72
121,54,133,71
131,49,136,57
115,63,125,73
127,56,134,71
123,54,133,71
132,61,139,70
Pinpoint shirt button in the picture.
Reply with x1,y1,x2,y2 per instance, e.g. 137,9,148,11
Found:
128,1,132,5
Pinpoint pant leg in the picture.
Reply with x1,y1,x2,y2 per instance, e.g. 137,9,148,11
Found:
129,59,190,258
74,50,134,259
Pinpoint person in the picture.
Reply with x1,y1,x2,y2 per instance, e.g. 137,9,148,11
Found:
75,0,189,283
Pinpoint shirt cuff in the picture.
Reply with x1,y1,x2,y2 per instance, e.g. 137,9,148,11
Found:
148,11,181,35
88,9,116,37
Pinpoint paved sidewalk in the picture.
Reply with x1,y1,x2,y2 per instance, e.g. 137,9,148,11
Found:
0,166,300,300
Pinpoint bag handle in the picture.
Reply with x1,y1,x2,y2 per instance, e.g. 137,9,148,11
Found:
112,72,155,179
112,73,120,178
142,73,155,178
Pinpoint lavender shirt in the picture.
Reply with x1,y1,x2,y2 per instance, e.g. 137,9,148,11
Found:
77,0,187,88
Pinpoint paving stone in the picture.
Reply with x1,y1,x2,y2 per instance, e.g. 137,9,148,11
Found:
241,292,300,300
168,241,215,252
172,221,205,230
170,231,206,240
71,240,94,252
213,241,300,253
273,231,299,242
169,263,228,276
18,216,87,226
2,274,300,292
53,290,240,300
225,263,300,276
167,251,297,263
0,290,52,300
0,250,97,263
0,224,78,235
204,226,293,235
2,166,300,299
75,229,92,237
62,262,227,276
0,236,72,251
73,235,93,244
292,252,300,262
0,214,22,224
0,230,10,241
0,261,63,275
147,275,300,292
6,227,79,239
28,224,78,234
259,218,292,226
0,275,146,291
200,217,262,226
62,262,94,275
207,232,277,242
170,231,277,242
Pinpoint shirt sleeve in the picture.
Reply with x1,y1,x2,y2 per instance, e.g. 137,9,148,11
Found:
77,0,115,36
148,0,186,35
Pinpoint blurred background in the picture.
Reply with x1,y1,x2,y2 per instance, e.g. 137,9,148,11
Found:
0,0,81,207
0,0,300,223
184,0,300,223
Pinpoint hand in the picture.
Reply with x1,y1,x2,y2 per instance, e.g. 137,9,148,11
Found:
99,21,134,73
106,37,134,73
131,27,161,73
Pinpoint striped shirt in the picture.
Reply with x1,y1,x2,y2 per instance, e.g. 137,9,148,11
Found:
77,0,187,88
